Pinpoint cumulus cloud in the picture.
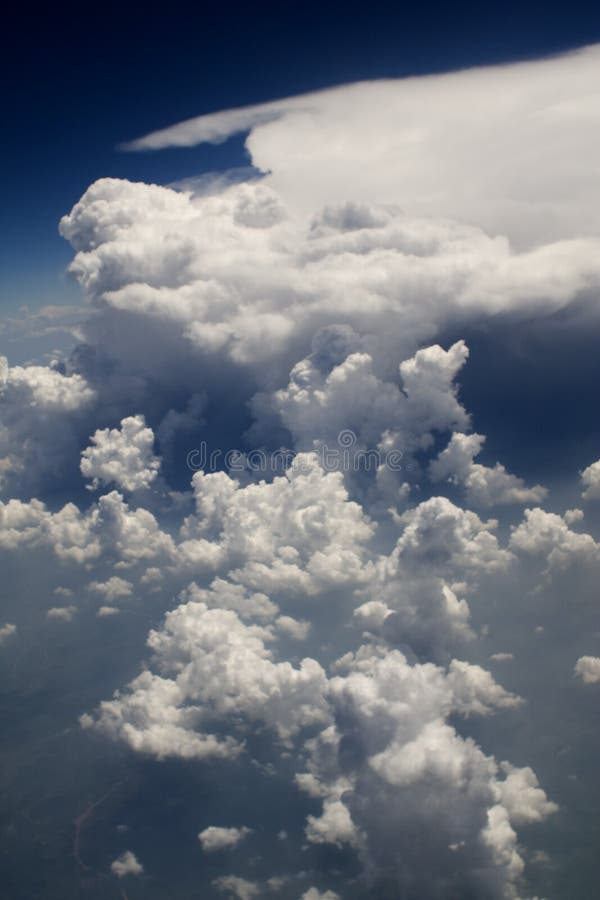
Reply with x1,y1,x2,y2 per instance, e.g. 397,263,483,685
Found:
430,432,547,508
182,579,278,623
497,763,559,825
56,175,600,437
574,656,600,684
81,414,161,491
212,875,260,899
255,338,469,455
88,576,133,602
510,507,600,572
356,496,511,660
0,356,92,411
83,598,329,758
198,826,252,852
300,890,340,900
0,490,175,564
0,623,16,644
392,496,513,578
97,606,120,617
0,355,94,496
580,458,600,500
296,645,544,899
3,45,594,900
179,454,375,595
275,615,311,641
46,606,77,622
4,426,547,899
110,850,144,877
82,572,545,898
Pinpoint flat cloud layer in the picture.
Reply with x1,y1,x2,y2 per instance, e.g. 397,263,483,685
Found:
3,44,600,900
126,44,600,248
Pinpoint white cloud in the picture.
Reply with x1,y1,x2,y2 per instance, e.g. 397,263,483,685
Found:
0,355,94,495
122,97,299,151
446,659,522,717
298,644,547,899
362,496,512,658
275,615,311,641
393,496,513,578
0,490,175,565
0,356,93,411
2,46,590,898
47,606,77,622
353,599,391,632
268,338,468,453
198,825,252,852
580,458,600,500
510,507,600,572
57,174,600,407
497,763,559,825
97,606,120,618
81,414,161,492
110,850,143,877
574,655,600,684
300,888,340,900
481,804,524,887
88,576,133,602
124,45,600,252
250,339,470,506
179,454,374,595
430,432,547,507
0,623,16,644
212,875,260,899
84,600,329,758
182,579,279,623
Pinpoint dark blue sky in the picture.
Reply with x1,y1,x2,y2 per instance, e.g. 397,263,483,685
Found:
3,0,600,312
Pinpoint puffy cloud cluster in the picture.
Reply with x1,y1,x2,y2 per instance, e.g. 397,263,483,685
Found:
574,656,600,684
82,588,552,898
87,575,133,601
430,432,547,508
65,447,556,898
497,764,559,825
254,337,468,453
5,45,599,900
393,496,513,578
46,606,77,622
198,826,252,853
0,371,558,899
509,507,600,573
349,495,516,661
580,458,600,501
56,177,600,435
179,454,374,595
294,645,544,899
250,337,473,512
0,490,174,564
83,598,330,758
80,517,553,900
81,414,161,492
110,850,144,877
213,875,260,899
0,355,94,495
